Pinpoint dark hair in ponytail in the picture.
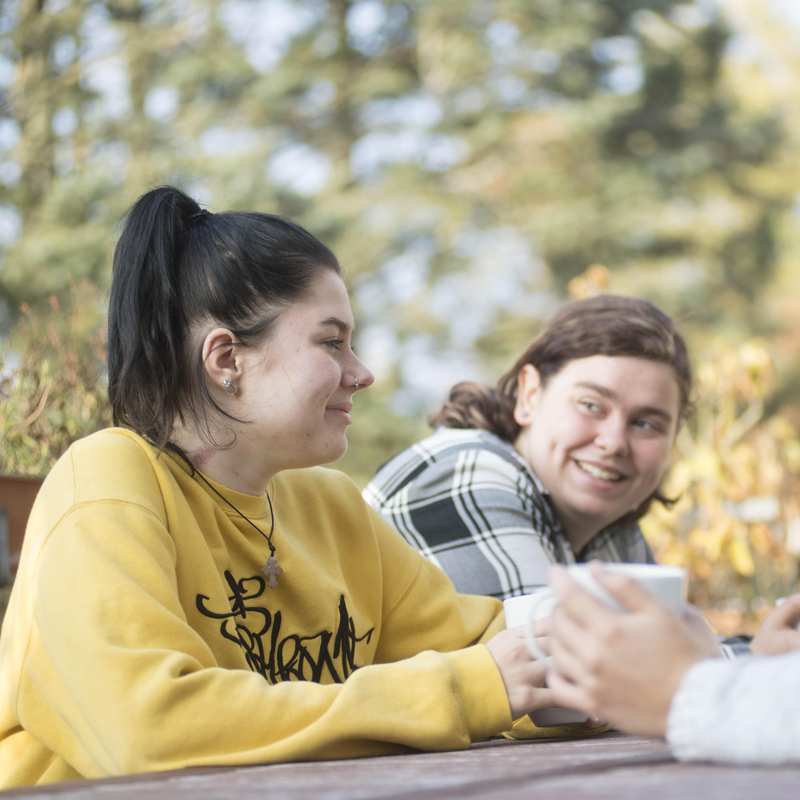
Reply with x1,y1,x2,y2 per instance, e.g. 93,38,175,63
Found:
108,186,340,448
429,294,693,522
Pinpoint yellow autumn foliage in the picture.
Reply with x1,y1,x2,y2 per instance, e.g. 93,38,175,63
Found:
641,339,800,635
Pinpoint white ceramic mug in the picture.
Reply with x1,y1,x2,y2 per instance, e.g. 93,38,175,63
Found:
504,564,688,727
525,563,688,661
504,590,588,726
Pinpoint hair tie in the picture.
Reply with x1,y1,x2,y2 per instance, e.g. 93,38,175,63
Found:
190,208,210,221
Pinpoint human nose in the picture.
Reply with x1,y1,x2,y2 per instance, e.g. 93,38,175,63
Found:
594,415,628,456
345,354,374,392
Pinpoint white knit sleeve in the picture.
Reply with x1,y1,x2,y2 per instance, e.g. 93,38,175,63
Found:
667,651,800,764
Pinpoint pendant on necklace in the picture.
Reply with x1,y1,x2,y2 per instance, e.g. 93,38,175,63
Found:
263,554,283,588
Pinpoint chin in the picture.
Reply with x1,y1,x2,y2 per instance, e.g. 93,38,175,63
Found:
318,438,348,466
572,499,628,524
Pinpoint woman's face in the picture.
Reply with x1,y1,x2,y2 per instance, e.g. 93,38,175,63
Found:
513,355,681,545
231,269,374,474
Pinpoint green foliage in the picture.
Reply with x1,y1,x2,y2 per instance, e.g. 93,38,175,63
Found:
1,0,800,622
0,284,111,477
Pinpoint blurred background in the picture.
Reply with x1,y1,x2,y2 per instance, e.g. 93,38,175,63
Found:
2,0,800,632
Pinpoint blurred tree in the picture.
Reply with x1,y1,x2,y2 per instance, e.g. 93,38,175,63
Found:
0,282,110,476
0,0,797,489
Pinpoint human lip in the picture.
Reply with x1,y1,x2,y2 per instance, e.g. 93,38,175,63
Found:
326,401,353,421
573,459,629,483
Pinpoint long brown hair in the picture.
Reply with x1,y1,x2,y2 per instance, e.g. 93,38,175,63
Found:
430,294,691,522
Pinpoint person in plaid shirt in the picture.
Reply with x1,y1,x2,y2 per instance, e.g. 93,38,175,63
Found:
364,295,686,600
365,294,750,659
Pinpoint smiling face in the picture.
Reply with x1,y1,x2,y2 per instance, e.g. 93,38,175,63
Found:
513,355,681,550
230,269,374,476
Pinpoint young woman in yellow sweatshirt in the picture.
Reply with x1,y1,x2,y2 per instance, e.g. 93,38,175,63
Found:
0,186,557,787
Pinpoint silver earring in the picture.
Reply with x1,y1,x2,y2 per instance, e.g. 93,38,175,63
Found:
222,376,237,395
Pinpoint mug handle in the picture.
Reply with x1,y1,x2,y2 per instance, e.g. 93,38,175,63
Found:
526,590,557,661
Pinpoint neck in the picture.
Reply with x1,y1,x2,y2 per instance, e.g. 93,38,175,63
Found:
558,513,603,557
170,428,275,495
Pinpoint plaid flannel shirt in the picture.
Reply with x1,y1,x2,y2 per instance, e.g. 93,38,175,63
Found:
364,427,749,658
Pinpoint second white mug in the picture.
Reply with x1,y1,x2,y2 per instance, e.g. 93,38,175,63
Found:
525,563,688,661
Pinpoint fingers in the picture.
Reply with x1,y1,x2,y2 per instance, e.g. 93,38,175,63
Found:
751,596,800,657
766,595,800,632
486,627,557,717
547,593,601,692
550,566,612,629
533,614,552,637
548,628,594,690
752,597,800,656
546,666,592,716
506,623,550,658
532,634,551,657
752,629,800,657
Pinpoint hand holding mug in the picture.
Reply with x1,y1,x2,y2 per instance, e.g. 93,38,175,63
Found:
484,627,555,720
546,563,718,737
752,594,800,657
525,563,689,661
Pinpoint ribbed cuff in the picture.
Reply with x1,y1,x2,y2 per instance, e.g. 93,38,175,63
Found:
447,645,512,741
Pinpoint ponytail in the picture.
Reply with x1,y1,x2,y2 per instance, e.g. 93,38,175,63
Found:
428,382,519,441
108,187,204,446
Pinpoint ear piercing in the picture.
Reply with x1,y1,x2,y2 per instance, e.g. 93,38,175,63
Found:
222,376,238,395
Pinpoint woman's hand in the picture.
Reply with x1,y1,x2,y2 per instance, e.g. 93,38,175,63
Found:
681,603,725,657
546,565,718,737
485,627,555,719
752,595,800,656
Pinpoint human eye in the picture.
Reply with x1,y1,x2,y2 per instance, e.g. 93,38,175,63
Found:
577,398,603,415
324,338,344,351
632,417,665,434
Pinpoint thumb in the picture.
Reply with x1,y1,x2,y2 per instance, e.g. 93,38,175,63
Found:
765,595,800,632
589,562,663,614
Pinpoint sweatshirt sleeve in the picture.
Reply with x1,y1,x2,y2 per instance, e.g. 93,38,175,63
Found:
667,652,800,764
18,498,511,779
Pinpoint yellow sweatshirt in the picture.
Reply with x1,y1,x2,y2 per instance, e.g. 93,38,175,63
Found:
0,428,511,787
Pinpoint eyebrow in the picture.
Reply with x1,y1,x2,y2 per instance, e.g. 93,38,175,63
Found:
319,316,353,334
574,382,674,421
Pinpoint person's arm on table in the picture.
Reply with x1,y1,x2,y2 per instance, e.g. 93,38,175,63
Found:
547,570,800,764
20,497,564,779
545,565,718,737
369,505,556,723
669,595,800,764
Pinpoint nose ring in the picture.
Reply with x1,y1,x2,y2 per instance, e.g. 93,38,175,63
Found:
352,378,360,390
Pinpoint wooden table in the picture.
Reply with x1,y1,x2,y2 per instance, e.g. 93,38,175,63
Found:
4,732,799,799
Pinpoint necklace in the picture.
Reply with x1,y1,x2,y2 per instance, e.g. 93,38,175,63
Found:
175,450,283,588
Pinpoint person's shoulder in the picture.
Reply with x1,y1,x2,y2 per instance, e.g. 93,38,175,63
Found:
426,428,528,478
379,428,521,476
275,465,362,505
366,428,526,503
55,427,164,507
29,428,166,537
